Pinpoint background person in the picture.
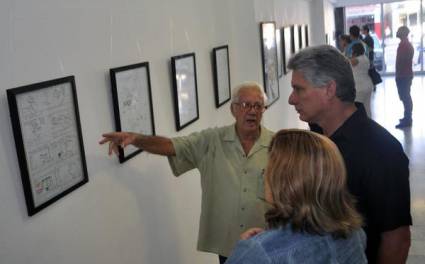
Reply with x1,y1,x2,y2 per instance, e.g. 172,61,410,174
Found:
225,129,367,264
350,42,374,117
99,82,274,264
395,26,414,128
338,34,351,54
287,45,412,264
362,25,374,65
346,25,368,58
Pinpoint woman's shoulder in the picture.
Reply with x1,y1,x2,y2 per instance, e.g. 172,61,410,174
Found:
250,227,366,263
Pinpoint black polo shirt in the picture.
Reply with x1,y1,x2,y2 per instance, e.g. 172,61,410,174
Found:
311,103,412,264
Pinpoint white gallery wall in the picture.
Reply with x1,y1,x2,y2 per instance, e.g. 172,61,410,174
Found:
0,0,318,263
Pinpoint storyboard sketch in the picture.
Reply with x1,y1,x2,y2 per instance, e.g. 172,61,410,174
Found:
171,53,200,131
7,76,88,216
212,45,231,108
283,26,293,75
110,62,156,163
260,22,280,106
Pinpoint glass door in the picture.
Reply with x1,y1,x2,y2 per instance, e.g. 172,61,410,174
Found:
382,0,421,73
344,0,423,74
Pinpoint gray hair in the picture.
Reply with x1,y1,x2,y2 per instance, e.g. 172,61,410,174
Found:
231,81,268,103
288,45,356,102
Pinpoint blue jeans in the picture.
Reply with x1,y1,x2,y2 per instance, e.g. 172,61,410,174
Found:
396,77,413,121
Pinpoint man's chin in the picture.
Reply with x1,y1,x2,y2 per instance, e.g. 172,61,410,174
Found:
243,123,259,130
298,114,310,122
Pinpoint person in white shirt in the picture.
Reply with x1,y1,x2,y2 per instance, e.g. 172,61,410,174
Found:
350,42,374,117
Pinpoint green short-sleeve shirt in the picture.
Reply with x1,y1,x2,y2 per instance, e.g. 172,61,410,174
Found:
168,124,274,257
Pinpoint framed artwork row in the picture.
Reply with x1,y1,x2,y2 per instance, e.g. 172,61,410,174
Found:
274,23,309,76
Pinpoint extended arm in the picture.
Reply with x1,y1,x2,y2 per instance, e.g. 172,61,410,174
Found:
377,226,411,264
99,132,176,156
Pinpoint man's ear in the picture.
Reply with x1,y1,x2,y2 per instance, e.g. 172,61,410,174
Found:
230,103,236,117
325,80,337,99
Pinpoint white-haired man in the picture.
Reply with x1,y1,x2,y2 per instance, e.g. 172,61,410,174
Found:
100,82,274,264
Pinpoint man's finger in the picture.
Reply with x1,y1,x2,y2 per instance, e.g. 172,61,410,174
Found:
99,138,110,145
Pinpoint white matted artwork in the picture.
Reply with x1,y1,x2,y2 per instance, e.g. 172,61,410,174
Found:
260,22,280,106
301,24,308,49
275,28,283,78
110,62,156,163
7,76,88,216
212,45,231,108
171,53,199,131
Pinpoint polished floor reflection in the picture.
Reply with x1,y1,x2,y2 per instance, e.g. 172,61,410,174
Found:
371,76,425,263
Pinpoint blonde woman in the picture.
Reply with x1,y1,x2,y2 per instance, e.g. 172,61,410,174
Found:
226,129,366,264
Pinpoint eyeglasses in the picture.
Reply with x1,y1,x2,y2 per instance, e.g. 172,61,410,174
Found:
234,102,266,112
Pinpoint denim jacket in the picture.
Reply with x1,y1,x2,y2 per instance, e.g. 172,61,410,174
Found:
225,225,367,264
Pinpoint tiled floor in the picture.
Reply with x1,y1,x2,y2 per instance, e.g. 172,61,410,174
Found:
371,76,425,263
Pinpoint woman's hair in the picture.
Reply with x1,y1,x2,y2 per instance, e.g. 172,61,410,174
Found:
351,43,365,57
265,129,363,238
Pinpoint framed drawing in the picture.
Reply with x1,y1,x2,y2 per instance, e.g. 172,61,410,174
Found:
171,52,199,131
212,45,231,108
292,24,300,54
260,22,280,106
7,76,88,216
110,62,156,163
283,26,293,75
275,28,283,78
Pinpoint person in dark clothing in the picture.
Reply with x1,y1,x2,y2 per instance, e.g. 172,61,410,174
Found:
287,45,412,264
395,26,414,128
362,25,374,64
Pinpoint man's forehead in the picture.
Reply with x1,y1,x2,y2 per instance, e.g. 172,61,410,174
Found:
239,88,262,98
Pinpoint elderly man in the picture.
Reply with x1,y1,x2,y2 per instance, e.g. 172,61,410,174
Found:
287,45,411,264
99,82,273,264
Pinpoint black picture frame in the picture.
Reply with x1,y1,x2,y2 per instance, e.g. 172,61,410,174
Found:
304,25,309,47
6,76,88,216
298,25,303,50
291,24,300,54
110,62,156,163
171,52,200,131
260,22,280,107
212,45,231,108
282,26,293,75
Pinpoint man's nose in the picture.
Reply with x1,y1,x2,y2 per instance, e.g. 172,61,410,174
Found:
288,92,296,105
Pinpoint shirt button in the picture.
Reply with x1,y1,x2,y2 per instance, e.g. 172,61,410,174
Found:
243,188,247,192
241,207,245,211
244,170,247,174
240,224,244,228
